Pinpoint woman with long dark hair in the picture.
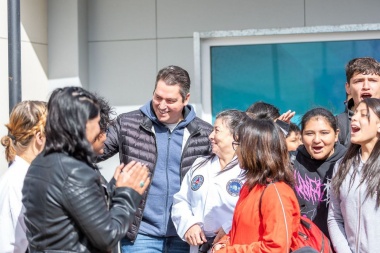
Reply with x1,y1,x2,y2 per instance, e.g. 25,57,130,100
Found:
292,108,346,239
22,87,150,252
328,98,380,252
172,109,247,253
213,119,300,253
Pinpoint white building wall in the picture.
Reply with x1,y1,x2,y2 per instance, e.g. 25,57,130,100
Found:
48,0,88,90
0,0,9,176
0,0,48,176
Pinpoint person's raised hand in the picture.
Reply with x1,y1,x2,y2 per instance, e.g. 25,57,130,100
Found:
116,161,150,195
277,110,295,123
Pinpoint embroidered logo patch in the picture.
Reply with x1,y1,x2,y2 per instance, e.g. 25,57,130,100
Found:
191,175,204,191
226,179,242,196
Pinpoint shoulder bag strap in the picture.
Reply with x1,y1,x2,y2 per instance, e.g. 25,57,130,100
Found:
259,183,290,251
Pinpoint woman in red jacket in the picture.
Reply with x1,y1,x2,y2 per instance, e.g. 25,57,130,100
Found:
213,119,300,253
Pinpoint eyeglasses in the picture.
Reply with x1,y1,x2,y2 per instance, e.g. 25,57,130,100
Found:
232,141,240,151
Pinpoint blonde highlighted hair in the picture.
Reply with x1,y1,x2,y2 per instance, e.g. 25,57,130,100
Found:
1,101,47,162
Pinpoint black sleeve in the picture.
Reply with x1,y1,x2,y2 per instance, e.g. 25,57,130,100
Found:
335,113,349,146
97,116,121,162
62,166,141,251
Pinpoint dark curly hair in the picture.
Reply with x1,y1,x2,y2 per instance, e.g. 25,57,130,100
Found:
44,87,99,166
94,94,115,134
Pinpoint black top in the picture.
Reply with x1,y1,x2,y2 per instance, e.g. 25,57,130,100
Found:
292,143,347,239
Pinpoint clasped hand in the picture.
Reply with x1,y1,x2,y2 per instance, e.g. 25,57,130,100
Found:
114,161,150,195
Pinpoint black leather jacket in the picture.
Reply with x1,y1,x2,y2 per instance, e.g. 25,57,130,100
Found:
22,152,142,253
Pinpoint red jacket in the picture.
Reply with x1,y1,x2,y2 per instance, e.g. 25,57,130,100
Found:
215,182,300,253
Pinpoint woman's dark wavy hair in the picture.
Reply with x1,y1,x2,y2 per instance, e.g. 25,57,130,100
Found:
332,98,380,208
191,109,248,176
235,119,294,189
95,94,115,134
44,87,99,166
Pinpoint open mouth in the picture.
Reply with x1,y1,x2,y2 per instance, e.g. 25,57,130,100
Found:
361,93,372,100
312,146,323,153
351,125,360,133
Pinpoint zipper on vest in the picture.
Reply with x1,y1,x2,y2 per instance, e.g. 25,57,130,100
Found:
133,122,158,242
164,130,172,234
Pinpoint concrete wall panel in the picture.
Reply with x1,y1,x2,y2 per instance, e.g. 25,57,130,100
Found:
0,0,7,39
21,42,49,101
48,0,79,79
305,0,380,26
89,40,157,106
21,0,47,44
0,39,9,176
157,0,305,38
157,38,199,102
88,0,156,41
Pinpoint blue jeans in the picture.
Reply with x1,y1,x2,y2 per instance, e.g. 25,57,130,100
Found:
120,233,190,253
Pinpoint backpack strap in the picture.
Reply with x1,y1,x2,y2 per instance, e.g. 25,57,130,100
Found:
258,182,290,251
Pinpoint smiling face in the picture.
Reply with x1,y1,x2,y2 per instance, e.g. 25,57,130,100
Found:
302,116,338,160
350,102,380,147
209,117,235,158
152,80,190,124
346,72,380,108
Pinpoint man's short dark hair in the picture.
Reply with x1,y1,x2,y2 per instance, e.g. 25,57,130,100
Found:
287,123,300,138
345,57,380,83
154,65,190,102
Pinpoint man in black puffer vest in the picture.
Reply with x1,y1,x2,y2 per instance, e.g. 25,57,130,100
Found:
98,65,212,253
336,57,380,147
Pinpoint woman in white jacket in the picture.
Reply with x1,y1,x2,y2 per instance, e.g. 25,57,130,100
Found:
328,97,380,253
0,101,47,253
172,109,248,253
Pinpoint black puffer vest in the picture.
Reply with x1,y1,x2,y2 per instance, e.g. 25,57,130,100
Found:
102,110,212,241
